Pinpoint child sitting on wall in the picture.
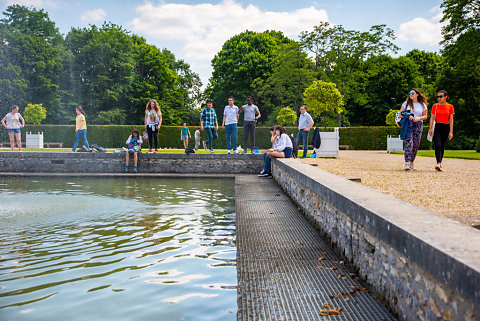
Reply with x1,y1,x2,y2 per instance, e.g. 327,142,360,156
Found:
125,128,143,172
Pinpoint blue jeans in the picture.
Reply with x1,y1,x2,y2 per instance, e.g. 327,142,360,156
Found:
205,127,218,150
296,130,310,157
263,147,293,174
225,123,238,151
72,129,89,151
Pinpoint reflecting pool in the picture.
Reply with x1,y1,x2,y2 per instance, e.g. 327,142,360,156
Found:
0,177,236,320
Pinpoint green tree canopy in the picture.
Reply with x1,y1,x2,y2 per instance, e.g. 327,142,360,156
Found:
303,80,344,131
276,107,297,126
24,103,47,124
441,0,480,44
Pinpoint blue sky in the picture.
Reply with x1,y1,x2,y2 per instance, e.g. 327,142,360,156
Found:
1,0,445,86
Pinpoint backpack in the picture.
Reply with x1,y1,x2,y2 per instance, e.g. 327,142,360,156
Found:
289,134,299,157
185,147,195,155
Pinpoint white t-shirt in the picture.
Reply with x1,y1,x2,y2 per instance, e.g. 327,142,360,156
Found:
6,113,21,129
194,130,200,141
223,105,239,125
401,102,427,118
145,110,160,125
276,133,293,152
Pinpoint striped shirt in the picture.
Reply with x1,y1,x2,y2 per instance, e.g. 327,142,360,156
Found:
200,107,217,128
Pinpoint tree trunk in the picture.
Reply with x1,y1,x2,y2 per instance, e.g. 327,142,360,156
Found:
337,112,341,127
323,112,327,132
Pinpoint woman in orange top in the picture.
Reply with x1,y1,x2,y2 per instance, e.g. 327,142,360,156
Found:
428,90,454,171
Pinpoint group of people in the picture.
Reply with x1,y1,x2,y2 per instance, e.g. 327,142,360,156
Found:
1,90,455,173
398,88,454,171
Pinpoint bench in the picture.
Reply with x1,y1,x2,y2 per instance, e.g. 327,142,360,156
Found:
339,145,350,150
43,142,63,148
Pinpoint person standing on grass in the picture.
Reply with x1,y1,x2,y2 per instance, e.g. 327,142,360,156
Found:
180,123,191,149
222,96,239,154
71,106,90,152
144,99,162,153
296,105,314,158
200,98,218,154
125,128,143,172
399,88,428,171
238,96,261,154
194,127,201,150
1,105,25,152
429,90,454,171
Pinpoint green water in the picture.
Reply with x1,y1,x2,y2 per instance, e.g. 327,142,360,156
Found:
0,177,236,321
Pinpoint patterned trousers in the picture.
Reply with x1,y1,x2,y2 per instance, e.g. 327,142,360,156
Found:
404,121,423,163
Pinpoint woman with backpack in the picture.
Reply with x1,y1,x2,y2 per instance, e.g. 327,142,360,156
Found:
258,125,293,178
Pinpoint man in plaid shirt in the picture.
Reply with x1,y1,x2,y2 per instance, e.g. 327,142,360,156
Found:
200,98,219,153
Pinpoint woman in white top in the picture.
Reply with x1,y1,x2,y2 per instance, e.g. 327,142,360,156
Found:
1,105,25,151
259,125,293,177
144,99,162,152
399,88,428,171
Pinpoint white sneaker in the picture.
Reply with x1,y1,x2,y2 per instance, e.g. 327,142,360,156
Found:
403,164,410,171
233,150,239,154
227,150,232,154
209,149,214,154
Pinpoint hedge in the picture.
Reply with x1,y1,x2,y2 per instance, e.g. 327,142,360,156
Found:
0,125,433,150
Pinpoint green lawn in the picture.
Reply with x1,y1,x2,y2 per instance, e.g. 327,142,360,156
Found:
392,150,480,160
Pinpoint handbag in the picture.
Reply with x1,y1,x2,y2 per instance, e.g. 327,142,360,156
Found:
427,105,436,142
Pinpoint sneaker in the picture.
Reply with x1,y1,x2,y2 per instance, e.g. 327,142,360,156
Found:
258,172,270,177
409,166,417,171
133,165,137,172
154,149,158,153
227,150,232,154
233,150,239,154
435,164,442,171
263,173,272,178
125,165,129,172
242,150,247,154
202,141,207,150
148,149,153,153
259,169,266,175
209,149,214,154
403,164,410,171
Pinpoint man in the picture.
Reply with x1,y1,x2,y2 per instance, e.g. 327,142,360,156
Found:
200,98,219,154
296,105,314,158
222,96,239,154
238,96,261,154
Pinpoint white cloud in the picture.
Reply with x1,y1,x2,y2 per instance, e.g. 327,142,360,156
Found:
130,0,329,62
81,8,106,23
398,7,445,46
4,0,59,7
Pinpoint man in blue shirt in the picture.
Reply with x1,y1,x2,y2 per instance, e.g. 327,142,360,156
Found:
222,96,239,154
200,98,219,153
296,105,314,158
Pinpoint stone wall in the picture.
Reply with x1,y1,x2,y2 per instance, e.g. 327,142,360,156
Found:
0,152,263,174
272,158,480,321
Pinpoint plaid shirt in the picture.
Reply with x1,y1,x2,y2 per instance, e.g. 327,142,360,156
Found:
200,107,217,128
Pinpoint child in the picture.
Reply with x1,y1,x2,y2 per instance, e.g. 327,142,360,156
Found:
1,105,25,151
194,128,201,150
180,123,191,149
125,128,143,172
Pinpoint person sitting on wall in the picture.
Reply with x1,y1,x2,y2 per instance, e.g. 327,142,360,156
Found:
125,128,143,173
258,125,293,178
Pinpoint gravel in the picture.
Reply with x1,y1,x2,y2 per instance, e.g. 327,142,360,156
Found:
301,151,480,228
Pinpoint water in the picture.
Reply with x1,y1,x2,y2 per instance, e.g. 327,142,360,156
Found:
0,177,237,321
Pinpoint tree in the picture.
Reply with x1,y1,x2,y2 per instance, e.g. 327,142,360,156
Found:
441,0,480,44
24,103,47,124
252,42,315,119
385,109,398,126
95,109,126,125
303,80,344,131
206,30,291,118
276,107,297,126
300,22,399,126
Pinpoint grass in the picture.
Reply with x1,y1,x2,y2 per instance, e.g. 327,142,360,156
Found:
391,150,480,160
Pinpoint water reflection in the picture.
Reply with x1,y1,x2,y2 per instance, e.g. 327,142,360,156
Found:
0,177,236,320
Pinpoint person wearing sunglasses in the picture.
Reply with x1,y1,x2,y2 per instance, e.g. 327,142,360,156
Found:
399,88,428,170
429,90,454,171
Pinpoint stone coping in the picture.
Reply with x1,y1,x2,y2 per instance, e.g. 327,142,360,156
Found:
275,158,480,307
0,151,263,159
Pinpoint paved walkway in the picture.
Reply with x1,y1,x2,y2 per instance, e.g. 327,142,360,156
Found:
302,151,480,227
235,175,395,321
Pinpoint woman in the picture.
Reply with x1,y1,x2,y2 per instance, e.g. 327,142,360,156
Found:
1,105,25,151
258,125,293,178
399,88,428,170
429,90,454,171
125,128,143,172
144,99,162,152
72,106,90,152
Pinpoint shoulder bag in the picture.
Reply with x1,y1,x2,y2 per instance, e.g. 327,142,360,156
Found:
427,104,436,142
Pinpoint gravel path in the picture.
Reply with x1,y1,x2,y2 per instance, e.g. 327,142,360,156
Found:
301,151,480,228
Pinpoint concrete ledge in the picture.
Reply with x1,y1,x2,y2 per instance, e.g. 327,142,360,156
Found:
0,152,263,174
273,158,480,321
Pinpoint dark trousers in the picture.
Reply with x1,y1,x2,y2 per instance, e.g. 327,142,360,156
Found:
147,126,158,150
243,121,256,150
205,127,218,150
296,130,310,157
433,123,450,163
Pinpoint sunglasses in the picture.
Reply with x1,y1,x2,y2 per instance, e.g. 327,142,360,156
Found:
437,95,445,98
408,91,416,95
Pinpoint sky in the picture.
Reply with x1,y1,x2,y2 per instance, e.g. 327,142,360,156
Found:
0,0,445,87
